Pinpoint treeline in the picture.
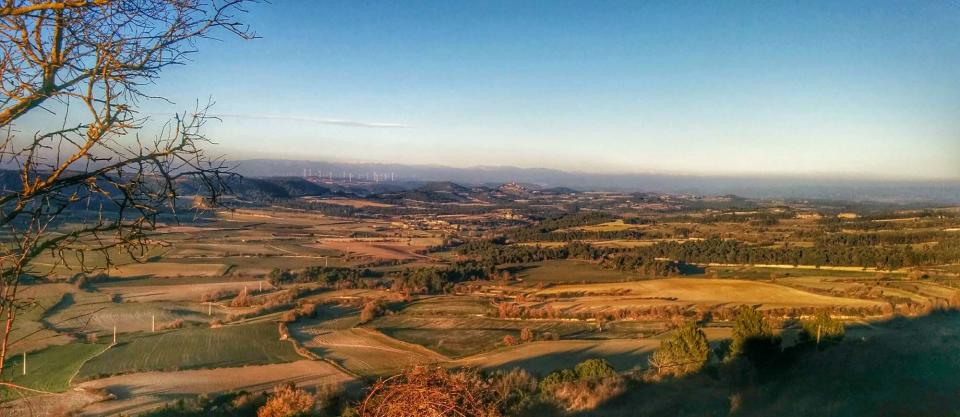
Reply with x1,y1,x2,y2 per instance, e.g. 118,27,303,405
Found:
391,261,491,294
266,266,380,288
456,239,594,263
627,238,960,270
460,235,959,274
811,230,954,247
456,240,692,277
505,212,616,241
665,212,793,225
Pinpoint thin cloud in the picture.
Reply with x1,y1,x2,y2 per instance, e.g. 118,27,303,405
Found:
211,113,412,129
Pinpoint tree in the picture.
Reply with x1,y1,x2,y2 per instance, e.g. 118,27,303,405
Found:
519,327,534,343
0,0,253,382
727,305,781,363
359,300,385,324
230,286,251,307
258,384,315,417
800,311,845,346
649,321,710,377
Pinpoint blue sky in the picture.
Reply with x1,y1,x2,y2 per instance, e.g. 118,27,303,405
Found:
144,0,960,179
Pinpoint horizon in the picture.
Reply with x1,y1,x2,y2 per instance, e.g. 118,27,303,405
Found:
233,157,960,183
88,0,960,181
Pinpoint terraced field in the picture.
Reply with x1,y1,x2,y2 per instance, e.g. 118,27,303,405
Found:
455,339,660,375
533,278,886,311
291,324,444,376
371,315,596,358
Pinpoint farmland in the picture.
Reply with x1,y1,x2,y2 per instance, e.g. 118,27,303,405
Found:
2,184,959,416
76,322,303,380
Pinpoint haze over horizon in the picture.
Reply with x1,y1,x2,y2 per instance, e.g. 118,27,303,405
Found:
72,1,960,180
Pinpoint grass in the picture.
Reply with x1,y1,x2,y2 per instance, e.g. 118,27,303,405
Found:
508,260,634,285
400,296,494,316
371,315,595,358
533,278,885,309
6,294,73,355
455,338,661,375
0,342,108,401
75,322,301,380
291,323,442,376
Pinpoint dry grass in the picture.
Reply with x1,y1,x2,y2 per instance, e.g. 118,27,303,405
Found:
533,278,885,310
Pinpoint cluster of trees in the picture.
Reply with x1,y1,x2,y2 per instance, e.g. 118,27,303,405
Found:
267,267,378,288
652,308,846,379
458,240,688,277
602,254,692,277
516,229,650,242
505,212,617,241
391,261,491,294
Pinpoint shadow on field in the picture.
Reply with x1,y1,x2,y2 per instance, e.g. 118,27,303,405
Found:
485,345,655,376
560,310,960,417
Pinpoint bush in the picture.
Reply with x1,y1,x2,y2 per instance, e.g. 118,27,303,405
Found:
489,368,538,415
230,287,251,308
539,368,578,391
519,327,534,343
157,319,185,331
574,358,616,381
546,376,625,412
539,359,623,412
359,300,385,324
358,366,501,417
649,321,710,377
257,384,314,417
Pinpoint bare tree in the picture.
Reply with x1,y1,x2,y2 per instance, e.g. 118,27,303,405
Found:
0,0,254,388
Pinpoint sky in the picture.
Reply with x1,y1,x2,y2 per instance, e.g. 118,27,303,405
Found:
142,0,960,180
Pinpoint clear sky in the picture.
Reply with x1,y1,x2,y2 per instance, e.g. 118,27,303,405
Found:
144,0,960,179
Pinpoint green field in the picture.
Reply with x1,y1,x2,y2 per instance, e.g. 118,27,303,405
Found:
7,293,73,355
400,296,494,316
0,342,108,401
511,260,634,284
76,322,301,380
372,315,595,358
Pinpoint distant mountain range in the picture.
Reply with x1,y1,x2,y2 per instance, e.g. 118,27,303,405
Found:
234,159,960,204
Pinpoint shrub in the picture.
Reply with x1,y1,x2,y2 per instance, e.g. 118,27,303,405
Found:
157,319,185,331
358,366,501,417
502,335,518,346
519,327,534,343
230,287,251,308
257,384,314,417
574,358,616,381
649,321,710,377
489,368,538,415
539,368,578,391
359,300,385,324
546,376,624,412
